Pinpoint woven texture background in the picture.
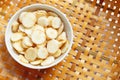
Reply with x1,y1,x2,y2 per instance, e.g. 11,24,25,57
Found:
0,0,120,80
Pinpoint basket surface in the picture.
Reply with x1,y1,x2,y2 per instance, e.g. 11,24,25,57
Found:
0,0,120,80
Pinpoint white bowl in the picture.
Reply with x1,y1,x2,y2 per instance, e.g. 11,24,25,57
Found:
5,4,73,69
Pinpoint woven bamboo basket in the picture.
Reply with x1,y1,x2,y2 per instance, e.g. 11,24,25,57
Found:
0,0,120,80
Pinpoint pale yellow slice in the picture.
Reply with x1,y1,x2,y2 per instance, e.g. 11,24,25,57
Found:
53,49,62,58
58,23,64,35
61,40,69,53
30,60,43,65
48,12,58,17
22,36,33,47
12,41,24,52
33,25,44,32
19,55,29,64
12,21,19,32
47,39,59,54
21,41,28,48
25,48,38,61
10,32,23,42
37,16,49,27
57,32,67,41
52,17,61,29
19,24,25,32
58,40,66,48
46,28,58,39
48,16,54,26
37,47,48,59
34,10,47,20
19,52,25,54
31,30,46,44
41,56,55,66
21,12,36,28
19,12,27,22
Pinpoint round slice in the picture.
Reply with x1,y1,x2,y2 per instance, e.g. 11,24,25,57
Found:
61,40,69,54
46,28,58,39
19,25,33,36
48,16,54,26
12,41,24,52
21,41,28,48
24,28,33,37
19,25,25,32
10,32,23,42
22,36,33,47
48,12,58,17
52,17,61,29
25,48,37,61
37,16,49,27
34,10,47,20
30,60,43,65
21,12,36,28
12,21,19,32
37,47,48,59
33,25,44,32
57,32,67,41
47,39,59,54
53,49,62,58
31,30,46,44
58,40,66,48
19,12,27,22
58,23,64,35
19,55,29,64
41,56,55,66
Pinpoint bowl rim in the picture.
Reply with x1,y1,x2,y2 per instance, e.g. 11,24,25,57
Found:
5,4,73,69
